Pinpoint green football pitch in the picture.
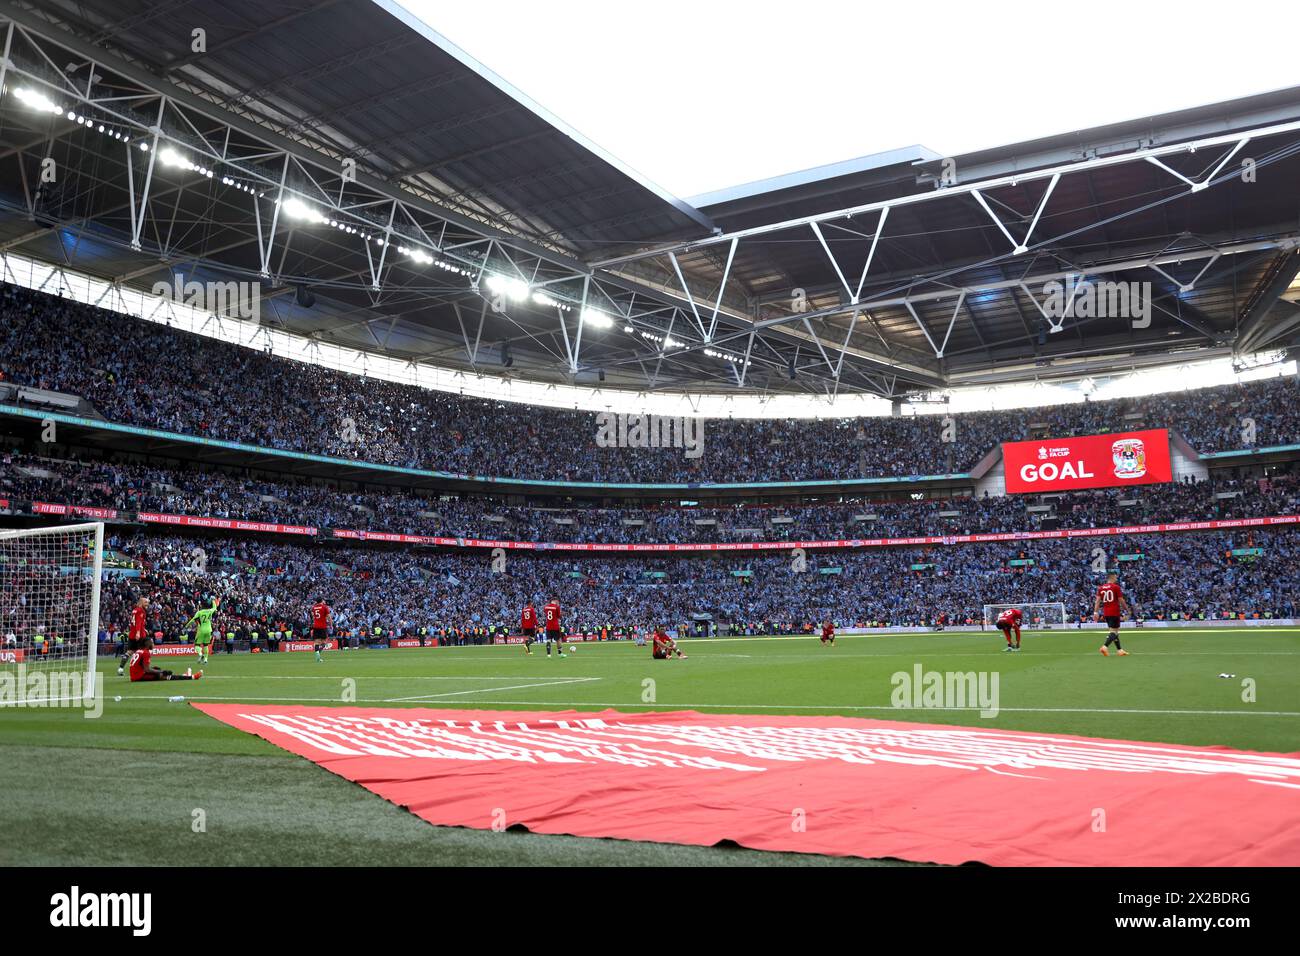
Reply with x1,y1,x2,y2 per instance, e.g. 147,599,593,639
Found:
2,628,1297,866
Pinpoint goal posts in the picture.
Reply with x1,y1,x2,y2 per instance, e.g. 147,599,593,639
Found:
982,602,1067,629
0,522,103,705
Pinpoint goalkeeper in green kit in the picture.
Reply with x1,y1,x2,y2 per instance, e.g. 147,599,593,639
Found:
184,596,221,666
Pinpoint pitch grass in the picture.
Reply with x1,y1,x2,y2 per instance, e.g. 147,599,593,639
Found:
2,627,1298,866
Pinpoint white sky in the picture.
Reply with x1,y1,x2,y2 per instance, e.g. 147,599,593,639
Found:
397,0,1300,200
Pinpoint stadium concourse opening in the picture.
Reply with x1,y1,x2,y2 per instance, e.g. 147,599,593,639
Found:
0,0,1299,885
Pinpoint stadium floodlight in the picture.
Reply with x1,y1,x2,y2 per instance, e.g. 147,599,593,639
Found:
13,87,62,113
623,325,635,334
581,307,613,329
280,196,327,224
485,274,529,302
531,291,572,312
156,146,213,177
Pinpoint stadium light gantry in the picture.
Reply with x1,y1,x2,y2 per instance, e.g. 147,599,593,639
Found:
280,196,327,224
486,274,529,302
12,86,62,113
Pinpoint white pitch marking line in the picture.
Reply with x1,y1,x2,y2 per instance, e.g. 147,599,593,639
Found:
1248,779,1300,789
384,677,602,703
192,675,560,680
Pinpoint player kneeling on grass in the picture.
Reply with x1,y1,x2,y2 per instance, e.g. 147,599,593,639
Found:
996,607,1023,651
184,596,220,666
129,637,202,682
652,626,687,660
1094,572,1131,657
819,618,835,646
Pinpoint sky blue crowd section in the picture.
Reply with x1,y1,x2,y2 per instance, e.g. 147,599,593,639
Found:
41,527,1290,643
2,281,1300,641
4,282,1300,484
3,450,1299,543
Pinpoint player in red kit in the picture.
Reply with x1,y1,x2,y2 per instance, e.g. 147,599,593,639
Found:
819,618,835,646
118,596,149,676
520,602,538,655
1094,572,1131,656
129,637,201,682
310,598,331,662
652,625,687,660
996,607,1023,651
543,599,564,657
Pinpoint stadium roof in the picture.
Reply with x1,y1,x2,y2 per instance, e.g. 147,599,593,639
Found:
2,0,1300,400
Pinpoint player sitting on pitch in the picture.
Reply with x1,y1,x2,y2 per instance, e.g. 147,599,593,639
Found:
184,596,220,666
652,626,687,660
118,595,149,676
819,618,835,646
996,607,1023,651
129,637,202,682
1094,572,1131,657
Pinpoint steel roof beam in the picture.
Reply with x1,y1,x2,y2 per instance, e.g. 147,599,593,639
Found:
591,122,1300,270
1236,250,1300,353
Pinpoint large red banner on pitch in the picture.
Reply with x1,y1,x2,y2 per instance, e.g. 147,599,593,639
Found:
194,704,1300,866
1003,428,1173,494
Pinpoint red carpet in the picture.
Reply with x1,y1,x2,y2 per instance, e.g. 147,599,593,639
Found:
194,704,1300,865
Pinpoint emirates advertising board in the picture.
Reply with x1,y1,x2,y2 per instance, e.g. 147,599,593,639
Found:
1002,429,1173,494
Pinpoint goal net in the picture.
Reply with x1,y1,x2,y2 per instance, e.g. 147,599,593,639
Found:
982,602,1067,629
0,522,103,705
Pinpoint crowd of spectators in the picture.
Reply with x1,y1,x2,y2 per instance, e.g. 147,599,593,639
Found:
3,449,1297,543
4,282,1300,483
45,526,1296,645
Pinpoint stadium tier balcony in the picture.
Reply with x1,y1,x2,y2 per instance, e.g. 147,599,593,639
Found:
4,282,1300,490
3,450,1298,547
